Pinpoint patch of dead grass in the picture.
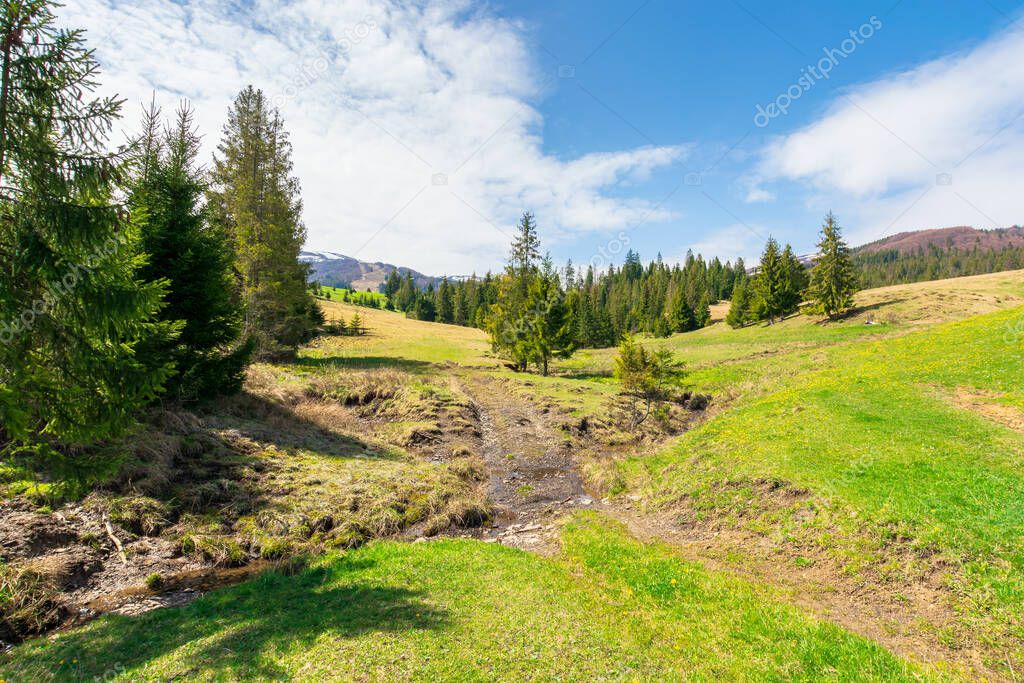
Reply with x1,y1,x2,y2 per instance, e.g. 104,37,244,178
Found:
949,386,1024,432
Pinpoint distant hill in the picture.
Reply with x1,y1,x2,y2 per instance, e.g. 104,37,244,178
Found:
300,251,437,293
856,226,1024,255
852,226,1024,288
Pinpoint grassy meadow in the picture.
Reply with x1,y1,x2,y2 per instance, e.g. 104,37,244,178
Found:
4,269,1024,680
1,515,930,682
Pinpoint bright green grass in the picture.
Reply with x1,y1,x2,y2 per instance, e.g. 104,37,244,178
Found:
0,514,934,682
618,306,1024,644
316,285,387,307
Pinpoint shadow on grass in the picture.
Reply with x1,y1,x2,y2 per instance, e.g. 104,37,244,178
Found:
555,370,615,382
204,392,405,461
16,559,448,681
841,297,907,319
294,356,435,373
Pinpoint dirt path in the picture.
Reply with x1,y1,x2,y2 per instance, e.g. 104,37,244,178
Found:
458,375,594,553
457,374,997,681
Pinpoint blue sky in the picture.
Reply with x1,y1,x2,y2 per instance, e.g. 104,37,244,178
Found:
496,0,1024,267
64,0,1024,274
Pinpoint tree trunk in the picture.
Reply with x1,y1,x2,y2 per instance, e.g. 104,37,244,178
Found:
0,17,15,187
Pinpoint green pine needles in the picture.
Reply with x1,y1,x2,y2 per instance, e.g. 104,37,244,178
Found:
129,102,252,401
0,1,176,477
809,212,859,319
208,86,320,360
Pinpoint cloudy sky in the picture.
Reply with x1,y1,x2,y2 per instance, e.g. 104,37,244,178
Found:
61,0,1024,275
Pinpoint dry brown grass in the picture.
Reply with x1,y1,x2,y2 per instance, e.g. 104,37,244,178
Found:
849,268,1024,326
0,563,65,642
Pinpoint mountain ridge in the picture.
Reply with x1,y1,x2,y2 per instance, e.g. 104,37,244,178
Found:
856,225,1024,255
306,225,1024,292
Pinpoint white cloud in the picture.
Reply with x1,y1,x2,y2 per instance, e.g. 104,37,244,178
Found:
59,0,686,274
744,187,774,203
756,18,1024,241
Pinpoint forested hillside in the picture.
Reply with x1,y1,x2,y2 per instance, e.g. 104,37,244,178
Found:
853,233,1024,287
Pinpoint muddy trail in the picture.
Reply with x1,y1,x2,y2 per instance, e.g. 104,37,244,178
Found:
455,376,995,680
456,375,596,553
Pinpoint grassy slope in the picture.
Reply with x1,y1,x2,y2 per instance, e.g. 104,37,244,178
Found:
6,270,1021,680
317,285,388,306
613,278,1024,654
0,515,929,682
313,298,494,368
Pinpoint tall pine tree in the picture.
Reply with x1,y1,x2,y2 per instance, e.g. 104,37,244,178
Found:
809,212,858,319
130,102,251,401
780,244,808,314
726,280,752,328
754,237,786,324
0,1,175,478
208,86,319,360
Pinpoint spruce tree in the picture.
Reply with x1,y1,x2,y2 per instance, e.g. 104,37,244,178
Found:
383,270,401,302
488,219,575,373
348,312,364,336
809,212,859,319
489,212,542,370
695,291,712,328
780,244,808,314
395,271,417,311
754,237,786,323
726,280,752,329
0,1,175,478
509,212,540,278
208,86,318,359
436,277,454,324
524,258,574,375
130,102,251,401
666,288,696,332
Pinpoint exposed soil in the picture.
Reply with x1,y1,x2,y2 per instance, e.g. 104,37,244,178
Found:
950,385,1024,432
451,374,1004,680
0,382,489,646
455,374,592,553
0,497,207,642
2,362,1016,680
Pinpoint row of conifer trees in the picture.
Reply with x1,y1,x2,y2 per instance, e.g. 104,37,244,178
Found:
0,1,318,479
382,212,859,354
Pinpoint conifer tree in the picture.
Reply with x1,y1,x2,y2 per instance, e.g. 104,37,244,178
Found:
726,280,752,329
383,270,401,301
488,218,574,373
395,271,417,311
436,277,454,324
694,291,712,328
0,1,176,477
809,212,859,319
509,212,540,278
666,288,696,333
130,102,251,401
754,237,786,323
524,258,574,375
780,244,808,314
208,86,319,359
411,286,436,321
348,312,364,336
